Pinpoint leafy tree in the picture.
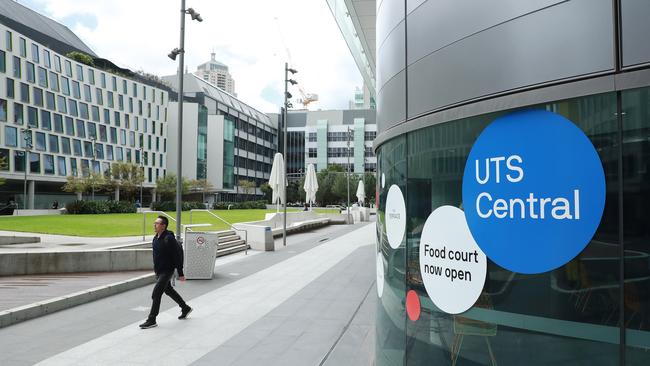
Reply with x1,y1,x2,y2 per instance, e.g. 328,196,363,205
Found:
190,178,214,202
333,172,359,206
260,183,273,203
315,165,345,205
286,181,301,204
156,173,190,201
62,175,85,200
66,51,94,66
238,179,257,201
0,155,6,186
109,162,145,200
364,172,377,205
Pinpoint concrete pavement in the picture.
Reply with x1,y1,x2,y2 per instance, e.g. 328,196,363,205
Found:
0,221,377,366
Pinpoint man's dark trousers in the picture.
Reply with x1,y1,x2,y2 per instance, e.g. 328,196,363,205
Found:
147,271,187,320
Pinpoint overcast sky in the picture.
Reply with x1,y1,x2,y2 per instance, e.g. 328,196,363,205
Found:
21,0,362,113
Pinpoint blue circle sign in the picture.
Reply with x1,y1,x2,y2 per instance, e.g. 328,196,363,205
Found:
462,110,606,274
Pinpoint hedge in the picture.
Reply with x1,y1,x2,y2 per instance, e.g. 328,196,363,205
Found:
65,200,136,214
212,200,267,210
150,201,207,211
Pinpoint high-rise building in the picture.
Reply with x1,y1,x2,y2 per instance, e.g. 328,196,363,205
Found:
0,0,169,208
194,53,236,95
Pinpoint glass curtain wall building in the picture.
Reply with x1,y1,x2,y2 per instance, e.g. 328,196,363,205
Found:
374,1,650,365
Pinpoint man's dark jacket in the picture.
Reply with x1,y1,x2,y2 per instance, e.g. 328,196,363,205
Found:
152,230,184,277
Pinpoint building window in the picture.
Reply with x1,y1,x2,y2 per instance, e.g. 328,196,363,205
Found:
40,110,51,130
31,43,39,63
43,50,50,68
35,132,46,151
0,98,6,122
76,64,83,81
65,117,74,136
49,72,59,91
57,96,67,113
43,154,54,174
4,125,17,147
72,139,82,156
13,102,24,125
45,92,55,111
33,87,43,107
6,78,13,99
83,84,92,102
72,81,81,99
54,55,61,72
27,107,38,128
64,60,72,77
12,56,20,78
61,76,70,95
20,83,29,103
57,156,66,176
48,134,59,153
308,132,317,142
53,114,63,133
19,37,26,57
308,148,317,158
0,50,5,73
5,31,12,51
26,61,35,83
61,137,71,155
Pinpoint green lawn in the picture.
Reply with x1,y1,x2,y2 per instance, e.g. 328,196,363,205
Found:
0,208,340,237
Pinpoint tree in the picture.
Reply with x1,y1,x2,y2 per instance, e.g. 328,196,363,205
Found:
260,183,273,203
333,172,359,206
190,178,214,203
61,175,85,200
156,173,189,201
364,172,377,205
238,179,257,201
315,165,345,205
109,162,145,201
286,181,301,204
0,155,6,186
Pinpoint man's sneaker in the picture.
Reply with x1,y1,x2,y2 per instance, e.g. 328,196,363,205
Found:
178,306,193,320
139,319,157,329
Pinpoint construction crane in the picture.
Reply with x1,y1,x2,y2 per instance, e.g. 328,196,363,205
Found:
274,17,318,108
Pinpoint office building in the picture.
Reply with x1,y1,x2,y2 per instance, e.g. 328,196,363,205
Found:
0,0,169,208
269,108,376,181
195,53,236,95
163,73,277,202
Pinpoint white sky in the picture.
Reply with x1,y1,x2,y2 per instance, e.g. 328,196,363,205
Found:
22,0,362,113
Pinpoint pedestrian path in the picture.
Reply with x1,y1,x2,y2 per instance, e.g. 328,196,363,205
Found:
28,223,376,366
0,230,152,253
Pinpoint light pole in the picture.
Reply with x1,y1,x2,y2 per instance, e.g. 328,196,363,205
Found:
168,1,202,241
139,146,144,208
21,127,32,209
346,127,351,223
90,136,96,201
283,63,297,246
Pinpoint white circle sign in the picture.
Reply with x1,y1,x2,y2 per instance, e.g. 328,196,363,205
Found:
419,206,487,314
376,253,385,298
381,173,385,188
385,184,406,249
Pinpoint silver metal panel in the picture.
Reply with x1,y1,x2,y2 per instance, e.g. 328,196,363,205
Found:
184,232,219,280
621,0,650,67
407,0,564,66
377,20,405,91
406,0,614,120
376,0,404,49
376,70,406,132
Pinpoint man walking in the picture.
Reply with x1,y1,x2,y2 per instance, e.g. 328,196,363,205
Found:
139,215,192,329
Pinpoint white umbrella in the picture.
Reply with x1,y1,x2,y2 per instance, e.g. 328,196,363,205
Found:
269,153,286,212
356,180,365,205
303,163,318,210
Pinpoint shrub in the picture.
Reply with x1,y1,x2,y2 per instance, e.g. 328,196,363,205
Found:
212,200,267,210
151,201,207,211
64,200,136,214
65,51,94,66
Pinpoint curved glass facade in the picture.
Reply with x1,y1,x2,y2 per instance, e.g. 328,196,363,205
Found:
375,89,650,365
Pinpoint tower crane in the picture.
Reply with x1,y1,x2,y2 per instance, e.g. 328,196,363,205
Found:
274,17,318,108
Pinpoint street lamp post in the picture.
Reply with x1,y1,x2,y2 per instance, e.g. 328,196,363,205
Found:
168,1,202,241
21,127,32,210
283,63,297,246
346,127,351,224
139,146,144,208
90,136,96,201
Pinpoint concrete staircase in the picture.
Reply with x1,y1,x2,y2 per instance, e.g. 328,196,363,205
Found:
215,230,248,257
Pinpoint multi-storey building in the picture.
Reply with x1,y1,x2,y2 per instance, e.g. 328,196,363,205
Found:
164,73,277,202
270,108,376,181
0,1,169,209
194,53,236,95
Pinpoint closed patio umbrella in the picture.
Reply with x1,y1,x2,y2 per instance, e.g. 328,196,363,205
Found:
303,163,318,210
356,180,365,205
269,153,286,212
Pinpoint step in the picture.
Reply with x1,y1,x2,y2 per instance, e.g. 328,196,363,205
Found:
216,243,249,257
218,239,246,250
216,230,236,237
218,234,242,244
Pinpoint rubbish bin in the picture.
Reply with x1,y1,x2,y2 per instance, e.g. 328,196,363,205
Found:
183,231,219,279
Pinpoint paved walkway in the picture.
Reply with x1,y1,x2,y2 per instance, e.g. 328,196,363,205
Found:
0,230,153,253
0,222,377,366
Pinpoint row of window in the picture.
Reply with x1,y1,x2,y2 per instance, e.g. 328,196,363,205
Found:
2,31,166,105
235,118,276,144
2,76,165,131
234,136,275,159
0,148,163,182
234,156,272,174
3,126,164,168
306,130,376,142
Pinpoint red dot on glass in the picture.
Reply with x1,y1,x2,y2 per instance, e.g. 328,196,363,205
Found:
406,290,421,321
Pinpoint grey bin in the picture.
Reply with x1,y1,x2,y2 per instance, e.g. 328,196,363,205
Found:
183,232,219,279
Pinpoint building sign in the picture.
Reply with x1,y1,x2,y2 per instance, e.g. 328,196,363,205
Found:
419,206,487,314
385,184,406,249
462,110,606,274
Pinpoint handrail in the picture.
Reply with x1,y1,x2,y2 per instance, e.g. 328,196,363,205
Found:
141,210,177,241
189,209,249,255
